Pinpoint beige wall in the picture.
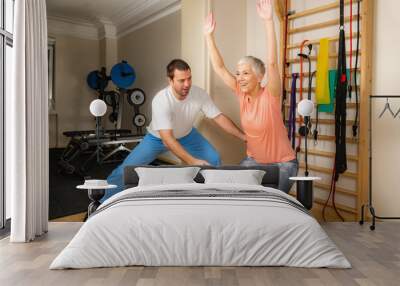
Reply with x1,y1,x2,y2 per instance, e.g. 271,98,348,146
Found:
100,38,118,72
49,34,102,148
371,0,400,217
117,11,181,132
181,0,247,164
246,0,281,74
181,0,208,89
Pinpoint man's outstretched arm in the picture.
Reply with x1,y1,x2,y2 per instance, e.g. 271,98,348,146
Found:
212,114,246,142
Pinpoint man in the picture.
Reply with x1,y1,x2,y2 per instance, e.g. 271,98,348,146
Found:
103,59,246,201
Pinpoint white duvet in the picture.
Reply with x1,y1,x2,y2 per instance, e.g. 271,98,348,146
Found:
50,183,351,269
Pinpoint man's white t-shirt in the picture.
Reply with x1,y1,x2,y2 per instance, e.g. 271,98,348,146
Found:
147,85,221,138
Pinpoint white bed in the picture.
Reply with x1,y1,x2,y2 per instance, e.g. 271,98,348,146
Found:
50,183,351,269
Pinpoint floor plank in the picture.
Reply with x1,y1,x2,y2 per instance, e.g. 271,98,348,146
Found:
0,222,399,286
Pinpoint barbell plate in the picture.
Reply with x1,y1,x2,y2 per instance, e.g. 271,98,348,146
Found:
103,92,115,107
133,114,146,127
128,88,146,106
111,61,136,89
87,70,109,91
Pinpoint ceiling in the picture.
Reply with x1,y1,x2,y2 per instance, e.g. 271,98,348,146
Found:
46,0,180,33
47,0,134,21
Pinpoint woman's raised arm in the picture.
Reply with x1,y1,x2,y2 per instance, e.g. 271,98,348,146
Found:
257,0,281,97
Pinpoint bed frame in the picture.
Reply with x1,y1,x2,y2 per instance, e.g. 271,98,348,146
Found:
123,165,280,190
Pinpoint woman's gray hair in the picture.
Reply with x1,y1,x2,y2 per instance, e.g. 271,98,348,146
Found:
237,56,266,77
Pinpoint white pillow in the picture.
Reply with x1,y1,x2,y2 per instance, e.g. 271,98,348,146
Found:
200,169,266,185
135,167,201,186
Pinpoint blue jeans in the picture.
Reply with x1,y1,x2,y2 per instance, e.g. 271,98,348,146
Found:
240,157,298,194
102,128,221,201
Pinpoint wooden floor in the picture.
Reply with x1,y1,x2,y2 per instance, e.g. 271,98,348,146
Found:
50,212,87,222
0,222,399,286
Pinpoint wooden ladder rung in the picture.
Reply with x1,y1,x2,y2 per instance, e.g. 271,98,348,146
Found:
289,15,362,34
313,181,358,197
293,118,355,126
299,148,358,162
285,68,360,78
288,193,357,214
284,102,359,109
287,33,361,50
285,86,360,93
298,163,358,178
287,51,360,64
296,134,358,144
288,0,362,20
313,198,357,214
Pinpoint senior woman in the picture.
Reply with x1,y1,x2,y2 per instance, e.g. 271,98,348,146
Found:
204,0,298,193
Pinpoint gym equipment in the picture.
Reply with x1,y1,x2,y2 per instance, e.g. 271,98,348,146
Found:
315,38,330,105
334,0,348,179
103,90,120,126
133,114,146,127
281,0,291,121
298,41,311,102
60,61,146,176
313,104,319,144
87,67,109,92
86,61,146,133
319,70,336,113
280,0,371,223
288,73,298,149
323,0,348,223
352,0,361,137
58,129,142,176
295,42,312,154
103,91,118,107
127,88,146,106
296,45,313,152
87,60,137,93
111,61,136,89
126,88,147,135
76,61,146,173
300,70,316,138
86,69,120,126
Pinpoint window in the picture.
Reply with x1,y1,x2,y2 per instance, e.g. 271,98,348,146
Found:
48,39,55,111
1,0,14,230
5,0,12,33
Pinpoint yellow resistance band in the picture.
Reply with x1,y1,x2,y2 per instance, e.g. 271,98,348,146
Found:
315,38,330,104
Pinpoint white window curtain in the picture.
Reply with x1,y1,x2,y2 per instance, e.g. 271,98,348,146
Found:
8,0,49,242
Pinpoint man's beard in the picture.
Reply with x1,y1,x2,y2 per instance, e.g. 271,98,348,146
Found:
175,87,190,99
